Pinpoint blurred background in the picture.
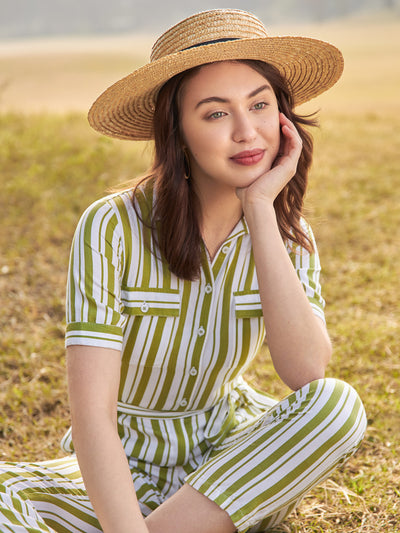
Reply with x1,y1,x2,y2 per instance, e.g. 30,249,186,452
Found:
1,0,400,37
0,0,399,114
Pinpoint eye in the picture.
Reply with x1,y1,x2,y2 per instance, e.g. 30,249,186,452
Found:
207,111,226,120
252,102,268,111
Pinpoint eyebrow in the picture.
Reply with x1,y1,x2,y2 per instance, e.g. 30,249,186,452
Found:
195,84,272,109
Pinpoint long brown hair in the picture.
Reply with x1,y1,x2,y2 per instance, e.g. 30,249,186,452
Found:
134,60,317,280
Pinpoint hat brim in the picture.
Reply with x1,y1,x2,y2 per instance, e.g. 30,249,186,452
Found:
88,36,343,141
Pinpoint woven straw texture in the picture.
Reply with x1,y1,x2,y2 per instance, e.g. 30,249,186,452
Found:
88,9,343,140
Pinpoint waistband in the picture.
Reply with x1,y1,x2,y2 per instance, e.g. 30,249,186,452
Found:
117,401,212,419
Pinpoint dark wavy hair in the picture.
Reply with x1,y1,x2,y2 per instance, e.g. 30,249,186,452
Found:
133,60,318,280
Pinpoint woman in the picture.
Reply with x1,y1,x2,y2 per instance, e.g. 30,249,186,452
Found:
0,9,366,533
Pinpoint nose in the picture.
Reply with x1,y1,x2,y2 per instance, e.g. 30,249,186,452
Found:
232,111,257,143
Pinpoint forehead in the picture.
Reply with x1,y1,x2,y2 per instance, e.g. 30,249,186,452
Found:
180,61,274,101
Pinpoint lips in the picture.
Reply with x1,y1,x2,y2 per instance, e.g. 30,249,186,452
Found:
230,149,265,166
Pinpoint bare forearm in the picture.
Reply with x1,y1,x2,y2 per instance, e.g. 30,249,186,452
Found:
244,202,332,389
72,419,149,533
67,346,149,532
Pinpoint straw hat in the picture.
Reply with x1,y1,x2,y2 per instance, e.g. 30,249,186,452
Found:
88,9,343,141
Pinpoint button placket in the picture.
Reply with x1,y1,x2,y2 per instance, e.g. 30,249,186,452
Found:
211,242,232,278
180,268,213,411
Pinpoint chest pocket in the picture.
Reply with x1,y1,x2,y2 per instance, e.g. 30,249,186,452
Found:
121,287,180,317
234,290,263,318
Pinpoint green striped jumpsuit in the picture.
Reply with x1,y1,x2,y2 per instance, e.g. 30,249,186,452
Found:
0,185,367,532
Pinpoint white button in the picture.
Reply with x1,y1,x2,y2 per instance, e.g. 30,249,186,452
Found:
141,302,150,313
222,245,230,254
197,326,205,337
205,283,212,294
180,399,188,407
189,367,198,376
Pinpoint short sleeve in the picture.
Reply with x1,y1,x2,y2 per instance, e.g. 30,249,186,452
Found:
286,220,326,323
65,197,127,351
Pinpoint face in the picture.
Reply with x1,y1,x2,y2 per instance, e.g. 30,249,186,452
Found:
179,61,281,193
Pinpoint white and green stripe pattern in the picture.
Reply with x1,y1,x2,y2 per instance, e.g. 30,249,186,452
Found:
65,185,325,416
0,457,98,532
0,378,366,532
186,378,367,532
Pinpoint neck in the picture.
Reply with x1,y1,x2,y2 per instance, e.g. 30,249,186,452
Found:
194,183,243,261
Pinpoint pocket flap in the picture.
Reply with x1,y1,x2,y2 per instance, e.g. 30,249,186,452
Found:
234,290,263,318
121,287,180,316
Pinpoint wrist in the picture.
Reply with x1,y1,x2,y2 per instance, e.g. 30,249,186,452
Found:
242,197,277,225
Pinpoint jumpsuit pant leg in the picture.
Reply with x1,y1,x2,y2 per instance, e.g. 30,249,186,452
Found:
0,456,100,532
0,456,188,532
185,378,367,533
0,378,367,532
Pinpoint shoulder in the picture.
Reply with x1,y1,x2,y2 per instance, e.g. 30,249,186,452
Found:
80,190,134,220
74,190,138,238
285,218,319,256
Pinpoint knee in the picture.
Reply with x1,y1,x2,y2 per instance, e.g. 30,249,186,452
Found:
311,377,367,450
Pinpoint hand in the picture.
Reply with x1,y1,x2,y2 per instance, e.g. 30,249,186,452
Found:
236,113,302,207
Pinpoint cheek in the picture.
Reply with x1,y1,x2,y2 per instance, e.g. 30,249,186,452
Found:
185,127,221,161
260,117,280,146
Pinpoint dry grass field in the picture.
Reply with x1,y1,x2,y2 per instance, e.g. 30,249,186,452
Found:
0,13,399,532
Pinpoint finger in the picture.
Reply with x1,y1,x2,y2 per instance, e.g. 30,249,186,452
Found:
279,112,298,130
279,118,302,159
282,125,302,157
279,113,301,140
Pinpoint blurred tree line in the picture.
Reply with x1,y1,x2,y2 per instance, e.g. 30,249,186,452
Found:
1,0,399,39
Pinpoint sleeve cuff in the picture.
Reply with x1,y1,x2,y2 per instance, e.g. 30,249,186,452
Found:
65,322,123,351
